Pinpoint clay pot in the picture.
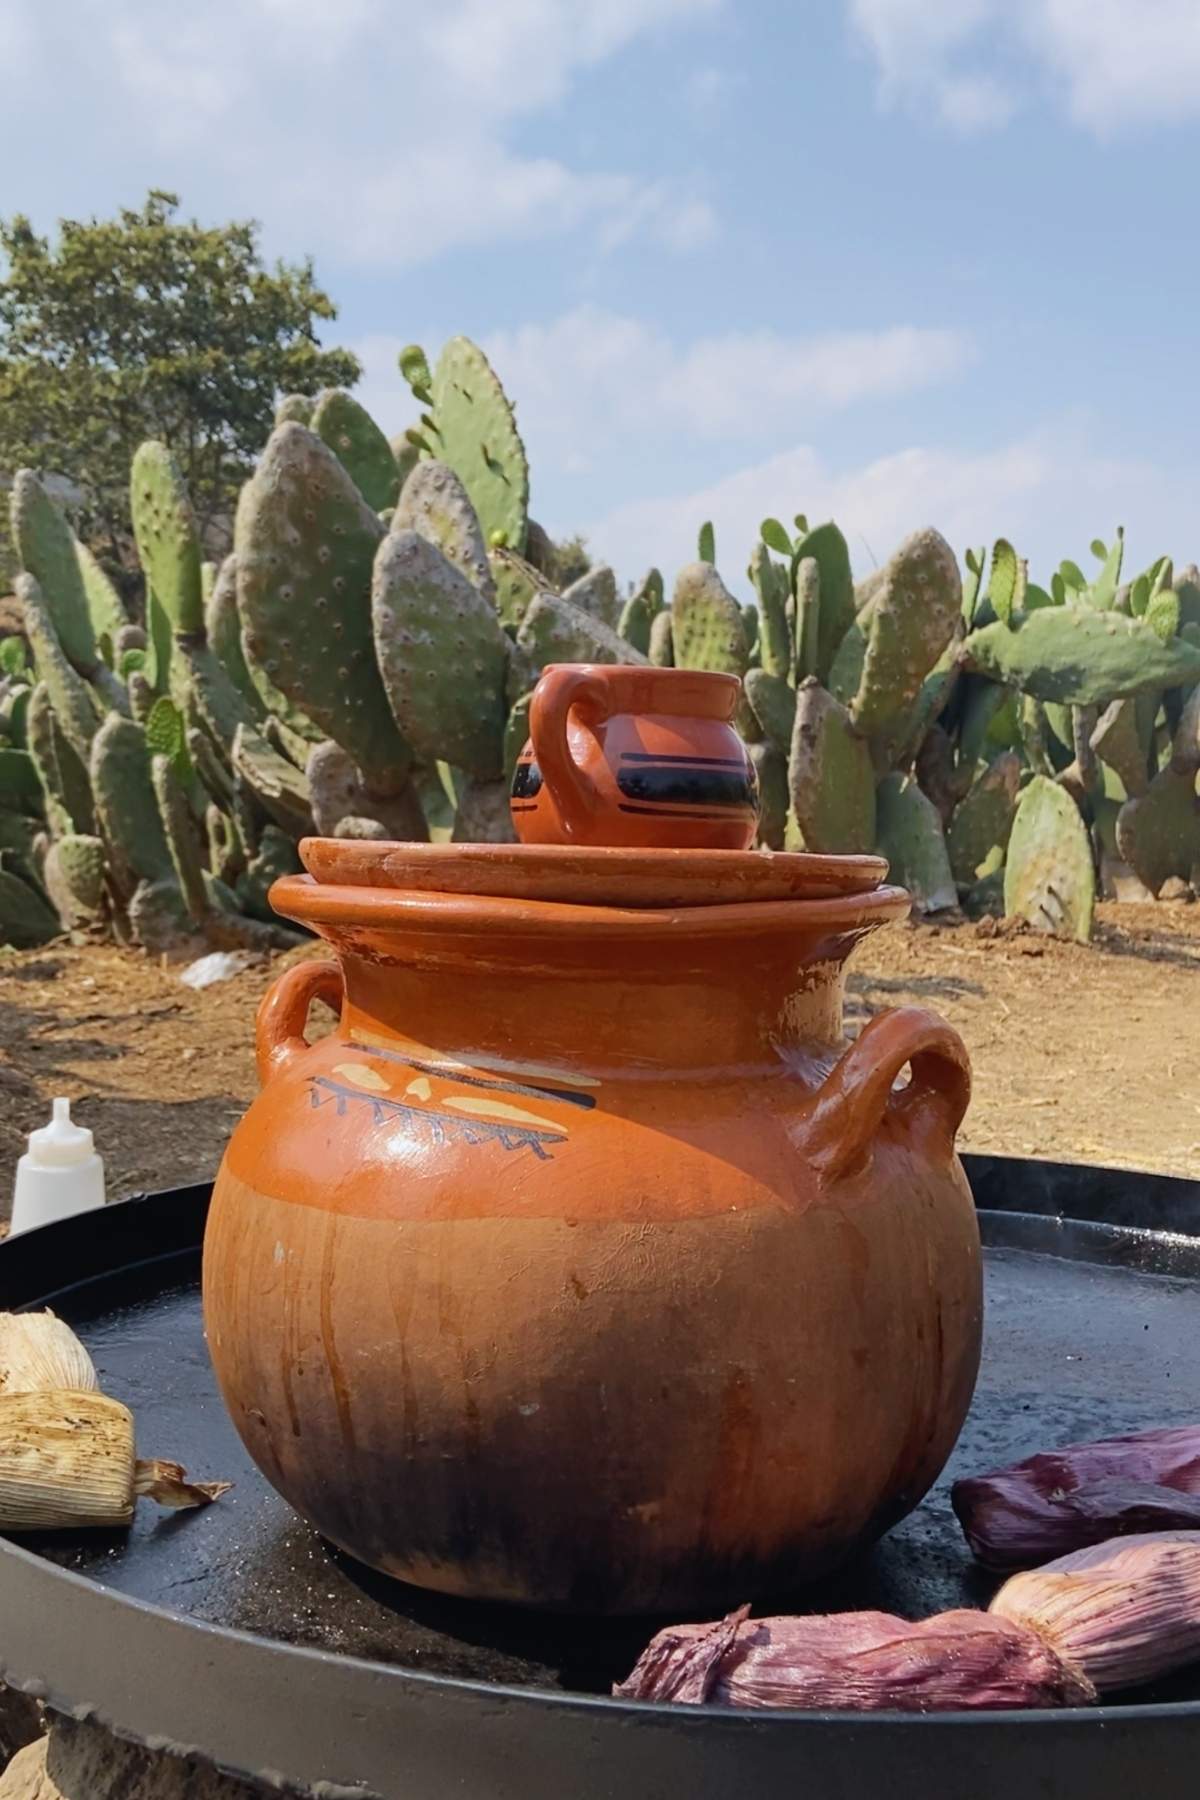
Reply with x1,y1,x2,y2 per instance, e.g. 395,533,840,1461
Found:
203,858,980,1615
511,664,759,849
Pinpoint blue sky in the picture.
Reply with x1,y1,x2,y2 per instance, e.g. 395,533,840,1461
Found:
7,0,1200,589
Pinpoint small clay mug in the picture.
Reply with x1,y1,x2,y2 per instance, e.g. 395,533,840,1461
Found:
510,663,759,849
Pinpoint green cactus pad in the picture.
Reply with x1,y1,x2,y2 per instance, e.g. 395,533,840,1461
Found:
151,753,208,924
517,593,649,670
236,423,412,790
312,390,401,512
77,544,129,647
744,668,796,755
962,606,1200,705
130,442,205,636
648,610,674,667
26,682,93,837
10,471,97,673
205,556,265,719
235,825,302,922
891,636,961,770
1116,765,1200,895
788,677,875,855
617,591,654,656
791,523,854,683
0,748,43,817
850,528,962,764
373,529,511,780
393,460,496,605
18,576,100,762
671,564,749,675
1004,776,1095,940
232,723,313,838
875,775,958,915
0,859,60,947
431,337,529,552
42,834,107,928
946,752,1021,887
488,546,548,633
306,741,429,841
1091,697,1151,799
750,545,792,680
90,715,174,894
749,741,788,850
562,566,621,629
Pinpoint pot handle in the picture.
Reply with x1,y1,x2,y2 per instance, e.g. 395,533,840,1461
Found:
801,1006,971,1187
256,959,344,1084
529,665,612,839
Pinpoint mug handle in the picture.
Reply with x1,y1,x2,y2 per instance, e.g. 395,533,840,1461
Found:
256,960,344,1084
529,665,613,840
800,1006,970,1187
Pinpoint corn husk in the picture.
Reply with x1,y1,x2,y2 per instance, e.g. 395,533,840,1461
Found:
0,1312,229,1530
0,1311,99,1396
614,1604,1095,1710
953,1425,1200,1569
991,1531,1200,1692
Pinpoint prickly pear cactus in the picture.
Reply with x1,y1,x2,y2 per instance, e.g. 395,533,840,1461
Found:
42,834,107,928
0,859,60,947
236,423,412,792
849,528,962,767
1116,766,1200,895
744,668,796,755
235,826,303,921
372,530,511,780
90,715,174,895
77,544,129,648
130,442,205,636
750,545,792,680
393,460,496,604
10,471,97,673
150,754,208,925
312,390,402,513
205,556,265,720
671,564,748,676
648,609,674,667
517,593,649,669
793,523,854,683
1090,696,1151,798
875,774,958,915
962,607,1200,704
232,723,313,839
946,752,1021,888
750,741,788,850
788,677,875,854
306,741,429,842
1003,775,1095,940
275,394,314,426
562,565,621,629
451,776,517,845
18,577,100,763
430,337,528,552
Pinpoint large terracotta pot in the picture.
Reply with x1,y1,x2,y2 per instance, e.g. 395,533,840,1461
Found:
203,854,981,1615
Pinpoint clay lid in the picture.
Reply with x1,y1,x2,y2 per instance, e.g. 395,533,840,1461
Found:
298,838,888,910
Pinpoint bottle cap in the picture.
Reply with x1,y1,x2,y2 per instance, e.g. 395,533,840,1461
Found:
25,1098,95,1169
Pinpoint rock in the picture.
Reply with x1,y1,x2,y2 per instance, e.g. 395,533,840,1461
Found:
0,1686,42,1768
0,1719,267,1800
1159,875,1193,903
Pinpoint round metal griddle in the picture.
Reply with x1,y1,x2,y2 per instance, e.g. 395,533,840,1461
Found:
0,1154,1197,1800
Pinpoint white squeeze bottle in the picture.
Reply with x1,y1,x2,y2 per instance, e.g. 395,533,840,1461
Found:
10,1098,107,1236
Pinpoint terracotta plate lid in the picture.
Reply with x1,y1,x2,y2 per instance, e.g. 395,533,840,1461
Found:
298,838,888,909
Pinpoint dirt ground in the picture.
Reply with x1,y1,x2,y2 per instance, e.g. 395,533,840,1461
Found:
0,901,1197,1212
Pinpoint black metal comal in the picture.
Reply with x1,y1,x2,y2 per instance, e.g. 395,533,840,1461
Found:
0,1158,1197,1800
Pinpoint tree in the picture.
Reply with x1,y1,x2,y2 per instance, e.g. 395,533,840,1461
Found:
0,190,360,582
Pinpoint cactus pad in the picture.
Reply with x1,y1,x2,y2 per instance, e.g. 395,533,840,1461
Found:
10,471,97,672
749,741,788,850
236,423,411,790
131,442,205,636
671,564,749,675
312,390,401,512
850,528,962,764
77,544,128,647
431,337,528,552
648,610,674,666
150,754,208,925
946,752,1021,887
562,565,621,628
788,677,875,854
232,723,313,838
42,834,107,928
793,523,854,682
875,775,957,915
18,576,100,762
90,715,174,893
452,776,518,844
1116,765,1200,895
1004,776,1095,940
750,544,792,680
306,741,429,841
962,606,1200,704
373,529,510,780
0,859,60,947
393,460,495,604
744,668,796,755
517,593,649,670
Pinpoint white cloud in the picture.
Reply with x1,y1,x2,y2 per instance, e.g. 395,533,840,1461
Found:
354,305,971,462
585,417,1197,591
849,0,1200,133
9,0,720,264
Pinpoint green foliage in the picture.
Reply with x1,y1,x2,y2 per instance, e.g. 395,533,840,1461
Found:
0,190,358,575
